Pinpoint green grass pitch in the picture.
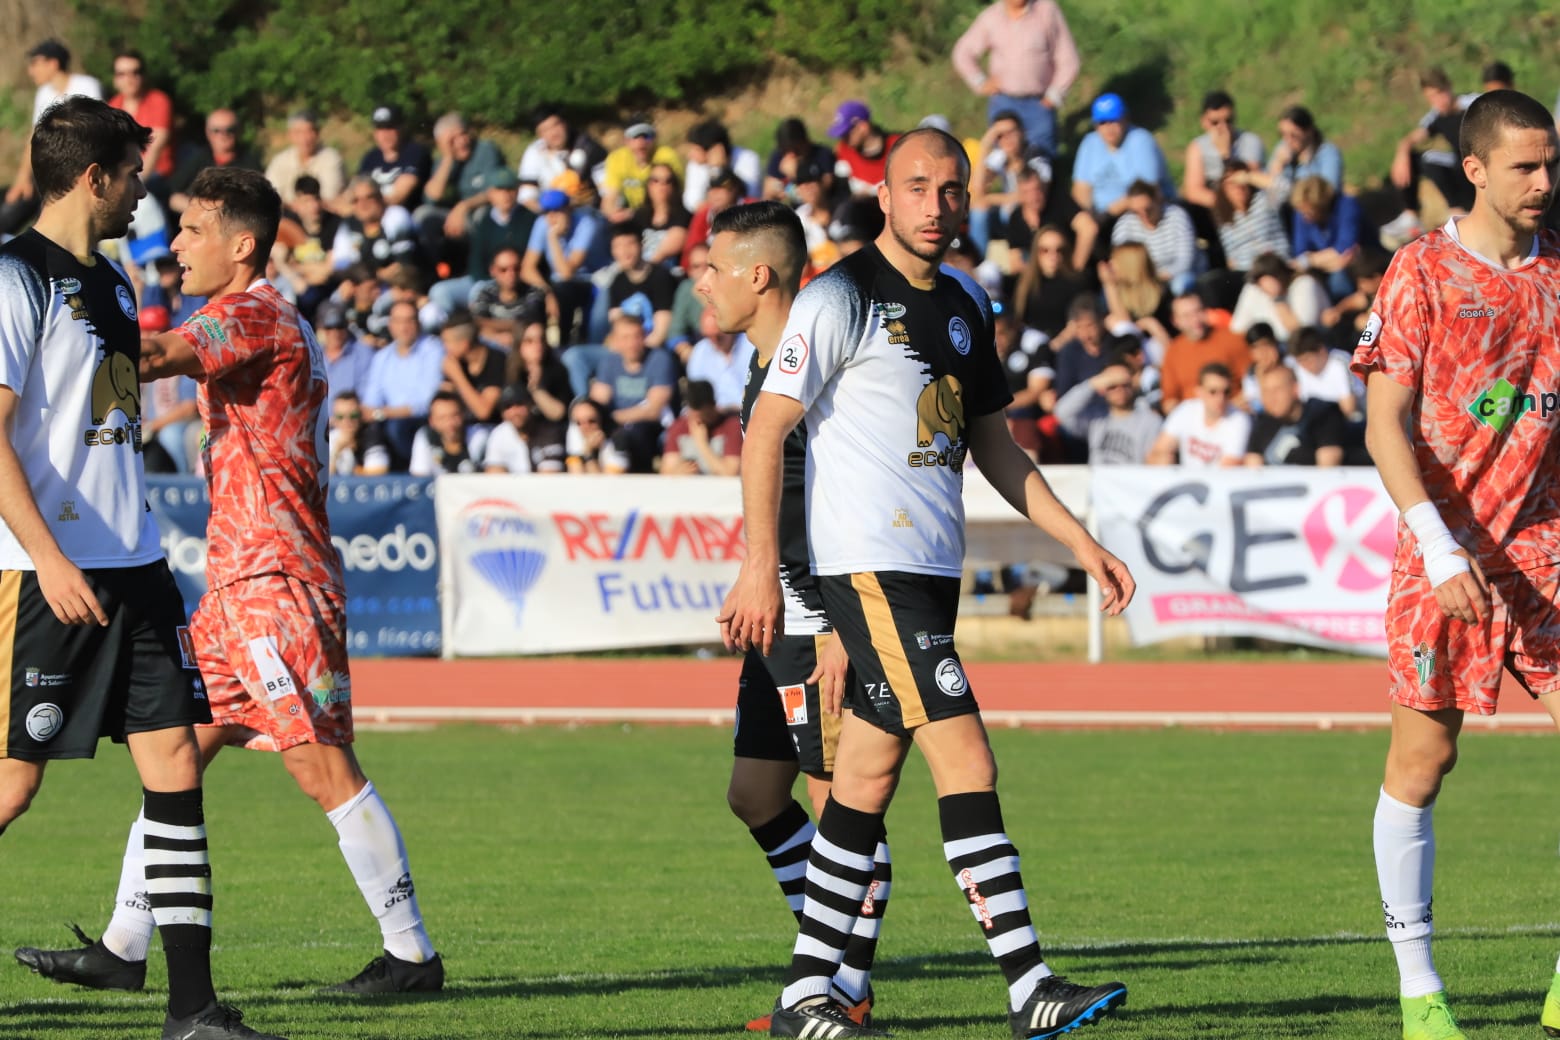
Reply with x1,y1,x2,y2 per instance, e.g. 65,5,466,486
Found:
2,724,1558,1038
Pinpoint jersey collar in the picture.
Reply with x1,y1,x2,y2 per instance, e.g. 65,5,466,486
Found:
1443,214,1540,271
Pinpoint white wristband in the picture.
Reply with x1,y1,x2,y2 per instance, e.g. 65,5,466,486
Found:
1402,501,1471,589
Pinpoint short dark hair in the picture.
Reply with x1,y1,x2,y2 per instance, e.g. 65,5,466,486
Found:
1290,326,1329,356
1248,252,1293,286
989,108,1023,128
531,104,565,130
1126,179,1160,200
441,308,476,335
114,49,146,72
1482,61,1515,86
1198,362,1233,383
1067,294,1101,321
1201,90,1235,113
1419,67,1453,93
1278,105,1320,142
429,389,462,410
687,119,732,152
293,174,322,198
609,222,643,243
684,379,717,411
775,117,811,153
1460,88,1557,163
32,96,151,204
187,167,282,271
26,39,70,69
1244,322,1279,346
710,200,808,293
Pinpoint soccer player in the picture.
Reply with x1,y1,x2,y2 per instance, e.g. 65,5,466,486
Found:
0,97,283,1040
698,201,890,1032
14,166,443,995
1353,90,1560,1040
721,128,1135,1039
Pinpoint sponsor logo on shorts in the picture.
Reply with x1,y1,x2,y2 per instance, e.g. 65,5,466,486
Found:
779,683,808,726
25,703,64,741
914,630,953,651
308,670,353,708
176,626,198,669
1412,641,1436,687
247,636,297,701
24,667,70,688
192,677,206,701
384,872,415,909
935,657,968,697
1468,378,1559,433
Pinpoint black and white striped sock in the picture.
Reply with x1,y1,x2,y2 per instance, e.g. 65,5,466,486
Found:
940,791,1052,1012
142,788,216,1020
750,800,816,923
780,796,883,1010
832,838,891,1005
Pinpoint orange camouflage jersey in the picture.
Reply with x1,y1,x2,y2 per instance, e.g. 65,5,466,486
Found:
173,280,342,592
1352,219,1560,576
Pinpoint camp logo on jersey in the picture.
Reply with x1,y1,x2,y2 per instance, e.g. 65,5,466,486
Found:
83,349,143,451
907,374,967,468
1468,378,1560,433
948,316,972,355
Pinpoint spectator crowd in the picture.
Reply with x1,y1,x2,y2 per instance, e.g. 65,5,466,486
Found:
8,29,1558,480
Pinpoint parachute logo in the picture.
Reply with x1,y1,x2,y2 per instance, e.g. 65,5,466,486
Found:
461,498,548,625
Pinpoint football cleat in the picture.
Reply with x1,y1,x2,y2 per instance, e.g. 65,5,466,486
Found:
749,986,873,1031
1400,991,1466,1040
324,950,444,994
162,1002,287,1040
1543,972,1560,1037
1010,975,1127,1039
769,995,890,1037
14,923,146,991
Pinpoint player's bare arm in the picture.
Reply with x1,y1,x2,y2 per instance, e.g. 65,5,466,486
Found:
1363,370,1488,624
0,386,108,625
139,330,203,381
967,410,1135,614
717,390,802,654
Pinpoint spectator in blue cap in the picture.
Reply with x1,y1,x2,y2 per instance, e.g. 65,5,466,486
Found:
1071,93,1175,223
519,185,608,344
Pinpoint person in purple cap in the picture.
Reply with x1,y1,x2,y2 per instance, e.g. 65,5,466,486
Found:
1070,93,1175,222
828,100,900,196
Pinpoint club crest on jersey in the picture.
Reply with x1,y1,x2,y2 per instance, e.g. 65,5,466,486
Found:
115,285,137,320
948,316,971,355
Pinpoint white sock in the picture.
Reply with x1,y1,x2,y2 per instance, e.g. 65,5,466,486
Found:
100,810,155,963
1374,787,1441,997
327,781,435,962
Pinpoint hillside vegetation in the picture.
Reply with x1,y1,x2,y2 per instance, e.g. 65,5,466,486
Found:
5,0,1556,186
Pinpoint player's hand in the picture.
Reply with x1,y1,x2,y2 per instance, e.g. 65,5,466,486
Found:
1433,550,1489,625
35,554,109,627
807,632,850,717
716,561,783,655
1077,542,1136,616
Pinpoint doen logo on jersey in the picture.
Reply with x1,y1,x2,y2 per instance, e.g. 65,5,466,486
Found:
90,351,140,424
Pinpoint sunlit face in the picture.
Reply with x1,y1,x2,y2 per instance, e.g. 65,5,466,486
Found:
610,231,643,269
1423,86,1456,116
1278,119,1307,155
1201,106,1234,135
490,249,521,290
440,326,474,359
1018,174,1046,211
26,56,57,87
627,132,655,163
1259,368,1300,416
1198,375,1233,415
112,58,145,98
372,125,400,154
1464,125,1559,236
171,197,246,298
292,191,322,221
992,119,1023,158
206,111,239,152
1294,348,1327,375
1171,295,1207,338
1098,365,1135,404
684,245,710,281
879,140,967,265
97,143,147,242
519,322,547,365
1126,192,1157,223
537,115,567,150
697,231,760,334
1249,339,1280,372
503,398,531,428
611,320,647,360
350,183,385,222
288,118,320,157
1073,311,1101,347
1096,120,1126,148
388,303,420,346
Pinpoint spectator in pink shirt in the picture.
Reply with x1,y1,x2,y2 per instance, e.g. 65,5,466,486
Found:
952,0,1080,157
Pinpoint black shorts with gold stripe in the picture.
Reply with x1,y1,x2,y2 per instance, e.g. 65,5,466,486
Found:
733,634,844,776
0,561,209,761
818,571,976,736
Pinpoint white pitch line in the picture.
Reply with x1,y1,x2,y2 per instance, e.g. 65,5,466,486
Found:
354,706,1558,730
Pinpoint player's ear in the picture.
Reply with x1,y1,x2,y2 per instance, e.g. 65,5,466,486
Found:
878,179,891,216
752,262,773,293
231,229,258,267
1462,153,1487,192
83,162,108,197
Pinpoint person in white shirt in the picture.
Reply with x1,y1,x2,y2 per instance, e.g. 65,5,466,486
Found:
1289,325,1363,418
2,40,103,235
1149,362,1251,467
1229,251,1329,343
683,119,763,211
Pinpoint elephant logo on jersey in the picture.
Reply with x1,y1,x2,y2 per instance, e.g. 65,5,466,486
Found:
915,374,964,447
90,351,141,424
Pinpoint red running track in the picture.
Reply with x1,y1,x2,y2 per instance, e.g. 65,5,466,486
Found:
349,658,1554,730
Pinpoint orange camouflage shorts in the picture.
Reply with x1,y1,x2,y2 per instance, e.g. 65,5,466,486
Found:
1386,564,1560,715
189,574,354,750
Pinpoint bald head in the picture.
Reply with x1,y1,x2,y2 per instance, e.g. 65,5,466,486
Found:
884,127,971,186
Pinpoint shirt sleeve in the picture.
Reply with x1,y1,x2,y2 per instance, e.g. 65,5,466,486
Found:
1350,246,1428,390
174,297,271,381
0,256,45,394
950,9,991,91
759,270,867,410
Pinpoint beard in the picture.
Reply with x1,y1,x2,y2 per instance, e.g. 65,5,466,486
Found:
889,211,951,265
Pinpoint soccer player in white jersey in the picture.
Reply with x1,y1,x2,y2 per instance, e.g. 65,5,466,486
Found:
1352,90,1560,1040
721,128,1135,1039
0,96,283,1040
700,201,890,1032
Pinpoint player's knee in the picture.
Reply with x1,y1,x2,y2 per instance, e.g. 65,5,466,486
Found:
0,776,42,826
726,778,782,827
1387,741,1457,801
